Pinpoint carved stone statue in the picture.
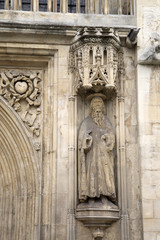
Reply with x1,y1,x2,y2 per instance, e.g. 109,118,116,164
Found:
78,96,116,205
139,32,160,64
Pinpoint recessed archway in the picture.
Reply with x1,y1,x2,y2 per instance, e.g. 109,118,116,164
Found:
0,97,41,240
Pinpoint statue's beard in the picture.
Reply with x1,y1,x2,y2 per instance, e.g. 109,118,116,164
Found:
92,111,104,126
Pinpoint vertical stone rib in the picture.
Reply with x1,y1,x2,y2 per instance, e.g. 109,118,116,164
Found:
89,0,94,13
95,0,99,14
85,0,89,13
60,0,67,13
118,51,130,240
42,60,52,239
11,0,16,10
4,0,9,9
67,54,76,240
41,56,57,240
118,0,122,14
76,0,80,13
11,0,21,10
18,0,22,10
102,0,109,14
53,0,57,12
67,95,76,240
118,96,130,240
50,55,58,240
32,0,39,11
48,0,52,11
129,0,134,15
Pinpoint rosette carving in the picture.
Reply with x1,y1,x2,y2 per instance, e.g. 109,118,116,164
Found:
0,70,42,138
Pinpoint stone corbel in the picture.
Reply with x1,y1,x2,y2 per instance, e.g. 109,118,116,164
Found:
92,228,104,240
76,207,119,239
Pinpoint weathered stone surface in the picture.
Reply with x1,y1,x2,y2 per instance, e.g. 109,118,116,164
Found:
0,96,41,240
0,69,42,138
137,3,160,239
144,219,160,232
0,35,142,240
143,200,153,218
78,97,116,204
1,1,160,239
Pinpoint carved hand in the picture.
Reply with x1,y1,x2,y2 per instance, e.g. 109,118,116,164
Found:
101,133,114,151
82,132,92,153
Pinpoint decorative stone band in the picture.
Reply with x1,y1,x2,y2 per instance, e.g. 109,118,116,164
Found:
67,208,76,215
68,145,75,151
119,146,126,151
121,214,130,221
68,96,75,101
118,96,125,102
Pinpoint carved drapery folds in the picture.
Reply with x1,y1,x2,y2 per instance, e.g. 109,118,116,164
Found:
69,27,122,99
76,96,119,240
0,70,42,140
78,96,117,203
70,28,124,240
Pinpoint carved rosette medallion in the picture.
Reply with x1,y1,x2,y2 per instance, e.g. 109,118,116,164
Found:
69,27,123,99
0,70,42,141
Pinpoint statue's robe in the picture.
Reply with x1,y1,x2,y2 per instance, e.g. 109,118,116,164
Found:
78,116,116,201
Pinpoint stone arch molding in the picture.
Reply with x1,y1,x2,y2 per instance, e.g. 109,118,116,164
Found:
0,96,41,240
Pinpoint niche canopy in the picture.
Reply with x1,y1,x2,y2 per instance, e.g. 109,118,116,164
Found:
69,27,122,99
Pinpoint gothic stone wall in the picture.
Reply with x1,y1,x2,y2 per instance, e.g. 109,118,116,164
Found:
137,1,160,239
0,29,142,239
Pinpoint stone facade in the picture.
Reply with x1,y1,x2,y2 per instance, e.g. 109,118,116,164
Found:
137,2,160,239
0,0,160,239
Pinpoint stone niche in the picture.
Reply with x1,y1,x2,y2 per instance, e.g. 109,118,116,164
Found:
69,27,125,240
69,27,123,100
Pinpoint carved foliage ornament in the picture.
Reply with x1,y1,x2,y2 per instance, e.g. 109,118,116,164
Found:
0,70,42,138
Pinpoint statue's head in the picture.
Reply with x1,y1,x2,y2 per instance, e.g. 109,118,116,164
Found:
89,97,106,116
89,97,106,126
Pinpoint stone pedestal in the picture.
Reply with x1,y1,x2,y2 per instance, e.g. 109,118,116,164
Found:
76,202,120,239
